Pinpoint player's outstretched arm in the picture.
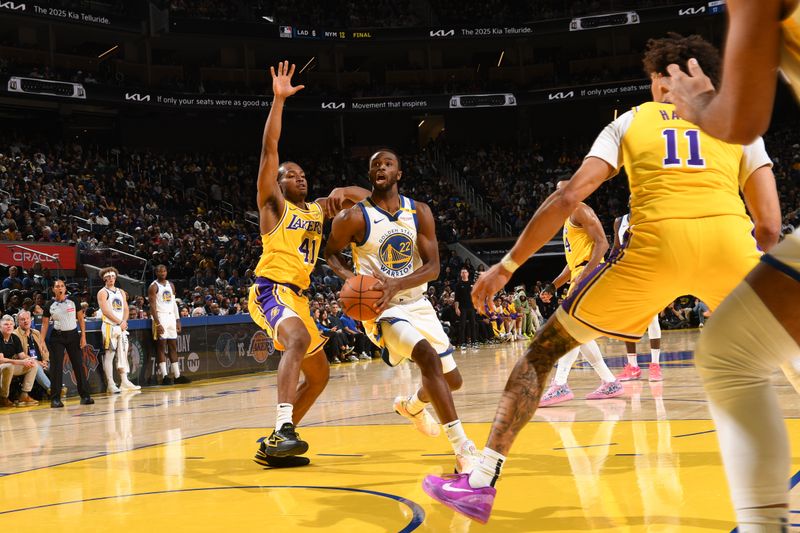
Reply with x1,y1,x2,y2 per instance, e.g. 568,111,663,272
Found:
372,201,440,311
664,0,782,143
470,157,613,310
316,186,371,219
323,207,365,281
256,61,305,225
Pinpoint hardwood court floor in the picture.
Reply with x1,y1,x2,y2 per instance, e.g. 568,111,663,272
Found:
1,330,799,532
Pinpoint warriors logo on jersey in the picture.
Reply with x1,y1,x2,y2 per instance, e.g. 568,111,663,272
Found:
378,230,414,275
111,298,123,311
351,196,424,305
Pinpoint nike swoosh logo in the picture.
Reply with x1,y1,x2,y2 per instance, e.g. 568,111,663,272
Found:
372,218,383,224
442,482,473,493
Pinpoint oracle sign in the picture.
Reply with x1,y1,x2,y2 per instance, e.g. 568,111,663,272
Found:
0,242,77,269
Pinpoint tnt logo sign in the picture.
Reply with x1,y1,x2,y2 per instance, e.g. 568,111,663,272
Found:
187,352,200,373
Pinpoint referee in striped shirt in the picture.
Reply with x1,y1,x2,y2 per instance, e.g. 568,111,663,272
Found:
40,279,94,408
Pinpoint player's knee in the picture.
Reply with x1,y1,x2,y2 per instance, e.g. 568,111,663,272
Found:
411,342,442,374
444,370,462,391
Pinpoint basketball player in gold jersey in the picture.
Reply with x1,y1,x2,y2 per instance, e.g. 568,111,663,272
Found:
249,61,369,468
422,34,781,524
662,3,800,530
540,191,622,406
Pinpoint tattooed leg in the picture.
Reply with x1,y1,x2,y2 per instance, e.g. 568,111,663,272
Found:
486,315,582,455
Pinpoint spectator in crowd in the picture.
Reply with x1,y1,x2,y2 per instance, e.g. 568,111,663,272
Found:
337,307,371,360
514,287,537,338
14,309,64,399
314,308,342,364
536,284,559,321
3,266,23,290
0,314,37,407
325,307,356,362
694,299,711,328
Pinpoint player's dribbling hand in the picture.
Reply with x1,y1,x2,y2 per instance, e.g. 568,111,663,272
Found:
370,272,400,313
271,60,305,99
662,58,715,125
471,263,511,313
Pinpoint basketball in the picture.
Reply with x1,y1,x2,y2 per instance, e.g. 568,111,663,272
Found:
339,274,383,321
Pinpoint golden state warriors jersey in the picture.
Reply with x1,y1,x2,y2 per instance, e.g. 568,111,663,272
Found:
563,215,595,272
101,287,125,325
782,2,800,100
254,200,323,289
351,196,424,305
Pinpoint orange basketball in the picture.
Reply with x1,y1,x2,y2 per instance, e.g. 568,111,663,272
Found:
339,274,382,321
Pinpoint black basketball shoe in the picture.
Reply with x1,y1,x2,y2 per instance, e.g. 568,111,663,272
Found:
265,423,309,457
254,441,310,468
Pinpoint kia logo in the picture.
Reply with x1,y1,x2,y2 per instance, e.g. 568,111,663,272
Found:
548,91,574,100
429,29,455,37
0,2,26,10
125,93,151,102
320,102,345,110
678,6,706,15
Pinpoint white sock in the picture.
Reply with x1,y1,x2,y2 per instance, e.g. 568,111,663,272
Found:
103,351,116,386
737,507,788,533
171,362,181,379
627,354,639,367
406,391,427,416
581,340,616,383
468,447,506,488
275,403,293,430
443,419,468,452
554,347,581,386
159,361,167,377
118,369,132,385
650,348,660,365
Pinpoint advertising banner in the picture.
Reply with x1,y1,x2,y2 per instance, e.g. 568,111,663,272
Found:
0,241,77,269
52,316,282,396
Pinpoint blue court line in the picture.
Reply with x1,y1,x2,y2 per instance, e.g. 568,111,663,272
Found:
316,453,365,457
0,427,236,477
673,429,716,439
0,485,425,532
554,442,618,451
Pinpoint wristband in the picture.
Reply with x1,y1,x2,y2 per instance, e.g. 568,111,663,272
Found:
500,253,520,273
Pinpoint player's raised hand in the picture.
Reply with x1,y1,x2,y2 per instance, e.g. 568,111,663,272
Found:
271,60,305,99
661,58,715,124
471,263,511,312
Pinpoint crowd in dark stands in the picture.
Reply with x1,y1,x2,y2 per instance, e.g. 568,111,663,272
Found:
1,115,798,347
439,124,800,237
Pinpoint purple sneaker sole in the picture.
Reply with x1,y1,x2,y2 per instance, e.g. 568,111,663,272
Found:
422,474,495,524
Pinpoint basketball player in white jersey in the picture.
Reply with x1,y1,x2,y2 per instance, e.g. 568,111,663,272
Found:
97,267,140,392
148,264,189,385
612,213,663,382
662,3,800,530
324,149,478,472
